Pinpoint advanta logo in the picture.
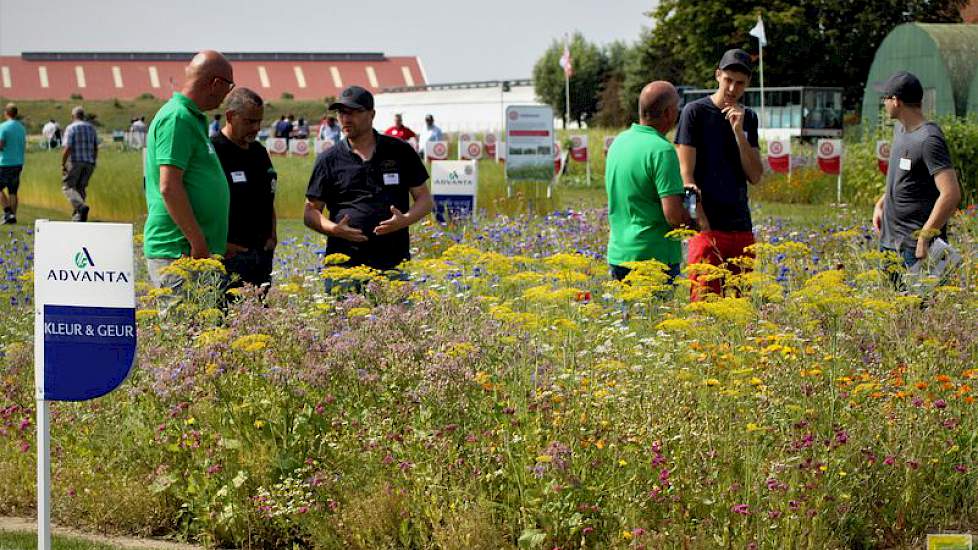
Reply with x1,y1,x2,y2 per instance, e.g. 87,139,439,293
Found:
47,246,129,284
73,247,95,269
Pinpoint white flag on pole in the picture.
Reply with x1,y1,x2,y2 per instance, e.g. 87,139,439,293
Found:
749,16,767,47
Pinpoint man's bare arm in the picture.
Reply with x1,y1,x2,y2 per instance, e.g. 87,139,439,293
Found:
303,199,367,242
915,168,961,258
159,165,209,259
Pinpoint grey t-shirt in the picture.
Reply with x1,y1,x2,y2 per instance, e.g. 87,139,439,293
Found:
881,122,954,252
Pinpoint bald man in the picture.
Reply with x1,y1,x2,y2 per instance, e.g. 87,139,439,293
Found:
143,50,235,294
605,81,693,283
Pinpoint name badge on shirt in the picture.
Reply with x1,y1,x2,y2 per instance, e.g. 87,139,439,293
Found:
899,157,911,171
230,171,247,183
383,173,400,186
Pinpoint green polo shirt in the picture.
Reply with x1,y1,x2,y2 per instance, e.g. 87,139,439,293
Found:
143,93,230,258
605,124,685,266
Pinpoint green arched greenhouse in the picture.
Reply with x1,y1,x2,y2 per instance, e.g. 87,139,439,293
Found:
862,23,978,130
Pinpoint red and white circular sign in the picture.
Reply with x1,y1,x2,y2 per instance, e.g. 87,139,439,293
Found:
459,133,472,143
876,141,891,160
485,133,497,145
508,111,519,120
432,142,447,158
769,141,783,156
466,142,483,158
819,141,835,157
571,136,583,148
293,140,308,154
268,138,287,154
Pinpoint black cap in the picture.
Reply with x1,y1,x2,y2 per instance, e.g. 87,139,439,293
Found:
328,85,374,111
718,49,753,75
874,71,923,103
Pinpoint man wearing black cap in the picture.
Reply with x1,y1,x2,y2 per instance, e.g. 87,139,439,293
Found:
873,71,960,270
675,49,764,300
304,85,433,272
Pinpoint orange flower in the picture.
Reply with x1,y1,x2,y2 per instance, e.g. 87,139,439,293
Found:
936,375,951,383
915,382,928,390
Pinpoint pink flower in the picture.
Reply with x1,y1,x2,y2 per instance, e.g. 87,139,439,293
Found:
883,455,896,466
731,503,750,515
934,399,947,409
954,464,968,474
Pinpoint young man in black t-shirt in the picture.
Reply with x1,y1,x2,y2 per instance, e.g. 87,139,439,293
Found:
675,49,764,300
212,88,278,288
304,86,432,272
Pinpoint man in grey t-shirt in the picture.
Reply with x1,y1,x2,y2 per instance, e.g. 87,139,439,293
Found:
872,71,960,267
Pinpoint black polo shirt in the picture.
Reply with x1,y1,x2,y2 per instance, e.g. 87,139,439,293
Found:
306,131,429,270
211,132,277,250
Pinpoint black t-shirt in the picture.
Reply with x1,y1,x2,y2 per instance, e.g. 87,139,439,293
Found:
674,96,759,232
306,131,429,270
211,132,277,250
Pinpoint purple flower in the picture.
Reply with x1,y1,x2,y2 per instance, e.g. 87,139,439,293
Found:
954,464,968,474
883,455,896,466
934,399,947,409
731,503,750,515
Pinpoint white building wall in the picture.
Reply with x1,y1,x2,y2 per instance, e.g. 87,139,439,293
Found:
373,83,544,134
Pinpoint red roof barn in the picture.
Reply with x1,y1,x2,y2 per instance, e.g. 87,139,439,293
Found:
0,52,427,100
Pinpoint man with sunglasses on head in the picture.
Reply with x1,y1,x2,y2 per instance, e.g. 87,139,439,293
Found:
304,86,432,275
143,50,236,294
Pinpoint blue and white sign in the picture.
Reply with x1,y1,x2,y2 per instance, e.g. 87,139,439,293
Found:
33,221,136,401
430,160,477,223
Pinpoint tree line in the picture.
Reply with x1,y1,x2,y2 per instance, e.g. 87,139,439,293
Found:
534,0,967,127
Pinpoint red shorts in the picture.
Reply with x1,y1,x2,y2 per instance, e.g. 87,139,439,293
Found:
687,230,756,301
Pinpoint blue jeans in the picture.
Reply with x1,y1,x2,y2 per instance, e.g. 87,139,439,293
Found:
879,246,919,289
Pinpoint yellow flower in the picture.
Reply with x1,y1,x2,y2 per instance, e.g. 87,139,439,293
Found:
195,327,230,348
704,378,721,387
323,253,351,265
347,307,371,318
746,422,763,432
278,282,303,294
135,309,159,322
231,333,273,353
535,455,553,463
254,420,266,429
656,318,694,332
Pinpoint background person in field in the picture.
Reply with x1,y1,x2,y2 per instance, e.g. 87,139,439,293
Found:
419,114,444,159
143,50,234,290
61,106,99,222
318,115,341,144
304,86,432,274
212,87,278,290
676,49,763,301
384,113,417,143
42,118,61,149
873,71,961,270
0,103,27,225
605,81,694,283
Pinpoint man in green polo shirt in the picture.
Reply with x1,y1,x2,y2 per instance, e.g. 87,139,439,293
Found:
144,50,234,290
606,81,694,282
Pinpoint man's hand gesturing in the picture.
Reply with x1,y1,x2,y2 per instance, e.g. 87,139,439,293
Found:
331,214,367,242
374,206,410,236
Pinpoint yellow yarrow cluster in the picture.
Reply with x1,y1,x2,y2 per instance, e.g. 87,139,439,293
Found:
231,333,273,353
685,297,755,325
522,285,586,305
488,304,542,331
195,327,231,348
320,264,382,282
322,253,351,266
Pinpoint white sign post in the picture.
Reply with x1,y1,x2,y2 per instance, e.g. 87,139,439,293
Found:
505,105,555,199
33,221,137,550
430,160,478,222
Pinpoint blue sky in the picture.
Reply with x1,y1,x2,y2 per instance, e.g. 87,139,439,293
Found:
0,0,657,83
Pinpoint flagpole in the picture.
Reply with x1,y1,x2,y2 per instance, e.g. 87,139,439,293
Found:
758,35,765,131
564,35,571,130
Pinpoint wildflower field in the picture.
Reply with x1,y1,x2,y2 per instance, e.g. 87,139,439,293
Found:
1,202,977,549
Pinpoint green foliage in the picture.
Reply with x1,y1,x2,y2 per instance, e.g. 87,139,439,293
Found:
636,0,966,109
532,32,609,127
941,115,978,205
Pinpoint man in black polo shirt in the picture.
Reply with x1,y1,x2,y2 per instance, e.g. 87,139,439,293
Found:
304,85,433,271
675,49,764,300
212,87,278,288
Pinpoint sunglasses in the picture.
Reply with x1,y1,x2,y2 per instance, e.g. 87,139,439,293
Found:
214,75,235,90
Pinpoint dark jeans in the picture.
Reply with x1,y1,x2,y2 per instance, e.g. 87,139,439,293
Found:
224,248,274,288
609,262,681,284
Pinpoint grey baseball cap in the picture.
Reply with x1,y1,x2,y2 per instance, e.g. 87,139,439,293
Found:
328,85,374,111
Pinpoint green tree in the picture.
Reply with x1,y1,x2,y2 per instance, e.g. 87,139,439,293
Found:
593,40,633,127
532,32,608,127
636,0,965,109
